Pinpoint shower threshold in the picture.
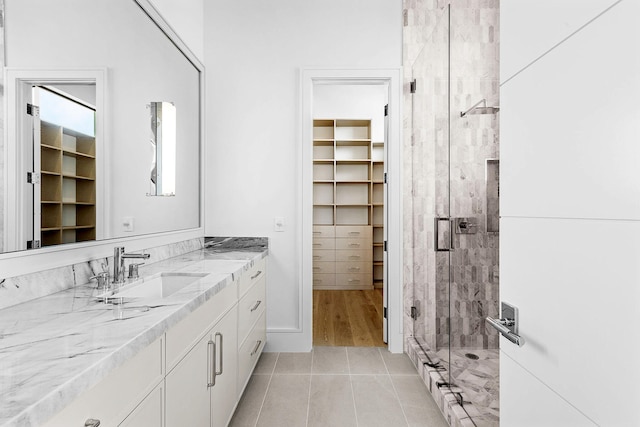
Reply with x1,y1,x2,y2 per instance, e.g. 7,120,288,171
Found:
407,337,499,427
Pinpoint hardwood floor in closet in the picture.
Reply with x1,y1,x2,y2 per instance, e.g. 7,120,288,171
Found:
313,289,385,347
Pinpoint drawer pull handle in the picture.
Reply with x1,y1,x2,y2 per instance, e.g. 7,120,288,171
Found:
348,279,361,283
207,340,216,387
313,255,321,259
313,231,321,234
251,340,262,356
348,267,361,271
313,243,322,246
348,243,361,247
349,256,361,260
313,267,320,270
215,332,224,376
250,300,262,312
251,270,263,280
313,279,321,283
349,231,361,235
85,419,101,427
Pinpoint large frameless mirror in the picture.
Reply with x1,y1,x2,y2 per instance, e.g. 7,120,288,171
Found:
0,0,202,253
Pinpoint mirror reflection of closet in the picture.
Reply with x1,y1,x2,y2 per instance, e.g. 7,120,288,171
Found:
31,85,97,248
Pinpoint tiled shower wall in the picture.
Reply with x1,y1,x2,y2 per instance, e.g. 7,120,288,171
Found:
403,0,500,351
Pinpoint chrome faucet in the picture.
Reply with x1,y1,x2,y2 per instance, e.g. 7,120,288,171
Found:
113,247,150,285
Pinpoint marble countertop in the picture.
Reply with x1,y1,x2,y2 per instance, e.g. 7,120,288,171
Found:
0,237,268,427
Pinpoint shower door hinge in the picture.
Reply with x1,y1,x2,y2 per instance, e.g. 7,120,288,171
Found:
27,240,41,249
384,104,388,116
410,79,417,93
410,306,418,320
383,172,388,184
383,307,387,319
27,103,39,116
27,172,41,184
383,241,387,252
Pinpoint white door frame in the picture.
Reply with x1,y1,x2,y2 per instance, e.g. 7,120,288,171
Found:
4,68,107,252
300,68,403,353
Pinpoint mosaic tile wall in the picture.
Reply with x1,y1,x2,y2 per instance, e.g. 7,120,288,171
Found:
403,0,500,352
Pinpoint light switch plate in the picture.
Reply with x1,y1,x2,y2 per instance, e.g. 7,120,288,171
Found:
274,216,285,232
123,216,134,232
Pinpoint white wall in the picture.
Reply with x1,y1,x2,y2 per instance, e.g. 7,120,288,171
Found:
148,0,204,62
500,0,640,425
204,0,402,351
314,84,388,141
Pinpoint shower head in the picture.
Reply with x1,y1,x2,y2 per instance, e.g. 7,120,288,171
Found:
460,99,500,117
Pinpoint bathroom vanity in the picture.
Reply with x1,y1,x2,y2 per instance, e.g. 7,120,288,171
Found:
0,238,267,427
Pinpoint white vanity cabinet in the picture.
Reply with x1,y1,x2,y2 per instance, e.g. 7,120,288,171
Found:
40,255,267,427
42,336,165,427
165,305,238,427
236,258,267,398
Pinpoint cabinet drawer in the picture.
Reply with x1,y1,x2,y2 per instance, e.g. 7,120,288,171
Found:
313,261,335,274
313,273,336,287
43,337,163,427
239,257,266,297
238,312,266,398
336,226,371,238
238,276,266,345
313,225,335,238
336,249,372,262
336,273,373,288
335,261,370,275
312,237,335,250
335,238,371,250
166,280,237,370
313,249,335,262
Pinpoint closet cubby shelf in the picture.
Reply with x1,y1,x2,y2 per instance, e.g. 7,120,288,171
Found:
312,118,384,290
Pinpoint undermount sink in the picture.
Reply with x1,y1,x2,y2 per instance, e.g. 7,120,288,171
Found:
108,272,209,299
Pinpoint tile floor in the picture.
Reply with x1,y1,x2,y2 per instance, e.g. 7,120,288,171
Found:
230,347,449,427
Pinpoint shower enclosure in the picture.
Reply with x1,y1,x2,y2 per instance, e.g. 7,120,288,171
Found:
407,2,500,425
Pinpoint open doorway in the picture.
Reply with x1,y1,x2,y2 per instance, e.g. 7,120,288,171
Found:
311,83,388,347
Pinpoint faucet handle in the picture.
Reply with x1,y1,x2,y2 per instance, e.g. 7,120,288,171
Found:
128,263,145,279
90,272,110,291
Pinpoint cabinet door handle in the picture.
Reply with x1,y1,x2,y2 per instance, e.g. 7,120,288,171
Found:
250,300,262,312
251,270,263,280
215,332,223,376
207,340,216,388
250,340,262,356
85,419,101,427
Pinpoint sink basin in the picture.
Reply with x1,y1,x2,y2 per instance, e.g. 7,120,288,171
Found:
108,272,209,299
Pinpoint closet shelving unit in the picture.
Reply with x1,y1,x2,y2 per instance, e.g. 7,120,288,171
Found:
40,120,96,247
312,119,384,290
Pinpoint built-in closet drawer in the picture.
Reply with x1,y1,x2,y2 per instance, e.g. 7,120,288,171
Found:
336,249,372,263
313,261,335,274
335,261,370,275
238,276,266,343
313,273,336,287
335,226,370,239
238,311,266,398
312,238,335,250
313,226,335,238
335,237,371,250
336,273,373,288
239,257,266,297
313,249,335,262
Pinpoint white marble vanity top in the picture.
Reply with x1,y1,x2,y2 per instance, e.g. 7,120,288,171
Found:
0,238,267,427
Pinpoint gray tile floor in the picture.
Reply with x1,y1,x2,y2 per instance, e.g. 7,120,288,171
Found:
230,347,449,427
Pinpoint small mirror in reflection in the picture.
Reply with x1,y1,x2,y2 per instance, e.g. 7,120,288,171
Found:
149,101,177,196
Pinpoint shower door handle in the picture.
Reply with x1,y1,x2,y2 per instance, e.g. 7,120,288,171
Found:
434,217,454,252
